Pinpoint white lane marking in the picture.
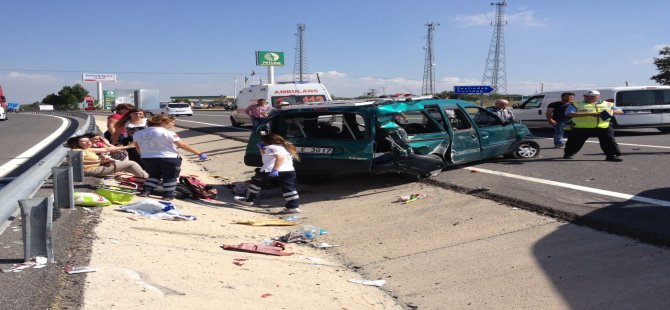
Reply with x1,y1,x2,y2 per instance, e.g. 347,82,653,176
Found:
540,137,670,149
175,119,250,131
0,116,70,178
463,167,670,207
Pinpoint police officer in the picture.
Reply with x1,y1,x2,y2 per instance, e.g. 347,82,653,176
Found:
563,90,623,162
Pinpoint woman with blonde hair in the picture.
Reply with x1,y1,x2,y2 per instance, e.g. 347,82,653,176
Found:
234,133,302,214
132,114,208,200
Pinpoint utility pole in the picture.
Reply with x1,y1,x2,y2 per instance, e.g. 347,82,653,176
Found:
380,86,388,96
482,1,508,94
422,22,439,95
293,23,308,83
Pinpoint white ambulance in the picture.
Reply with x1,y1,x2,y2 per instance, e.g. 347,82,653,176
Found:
513,86,670,132
230,82,332,127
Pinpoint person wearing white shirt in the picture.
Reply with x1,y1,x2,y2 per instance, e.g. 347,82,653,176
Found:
234,133,302,214
133,115,208,200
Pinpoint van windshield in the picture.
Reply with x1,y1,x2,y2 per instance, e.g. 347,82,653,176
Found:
169,103,190,108
271,95,327,107
519,96,544,109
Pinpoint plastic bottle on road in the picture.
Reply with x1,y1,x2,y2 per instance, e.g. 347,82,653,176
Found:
298,224,318,239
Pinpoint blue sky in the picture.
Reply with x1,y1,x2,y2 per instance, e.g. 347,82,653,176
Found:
1,0,668,103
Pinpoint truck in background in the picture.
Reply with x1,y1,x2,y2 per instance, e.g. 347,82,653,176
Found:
230,82,332,127
113,89,160,113
514,86,670,132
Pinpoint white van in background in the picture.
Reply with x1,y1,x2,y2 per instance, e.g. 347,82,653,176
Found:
230,82,332,127
514,86,670,132
151,102,193,116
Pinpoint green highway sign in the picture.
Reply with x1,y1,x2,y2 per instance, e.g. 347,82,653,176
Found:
256,51,285,66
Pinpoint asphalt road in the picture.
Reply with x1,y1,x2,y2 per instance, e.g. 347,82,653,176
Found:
175,110,670,244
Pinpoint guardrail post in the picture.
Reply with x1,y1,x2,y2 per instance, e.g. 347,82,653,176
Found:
67,150,84,182
52,166,74,210
19,196,54,263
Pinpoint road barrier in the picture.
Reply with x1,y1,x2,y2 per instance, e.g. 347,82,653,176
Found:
0,112,94,261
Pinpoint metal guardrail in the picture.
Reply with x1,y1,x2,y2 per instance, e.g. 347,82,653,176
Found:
0,112,95,234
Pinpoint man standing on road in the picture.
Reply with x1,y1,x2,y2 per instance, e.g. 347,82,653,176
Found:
563,90,623,162
245,98,271,131
546,92,575,148
486,99,516,123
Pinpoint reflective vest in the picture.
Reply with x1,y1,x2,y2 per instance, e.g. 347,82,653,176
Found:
571,101,614,129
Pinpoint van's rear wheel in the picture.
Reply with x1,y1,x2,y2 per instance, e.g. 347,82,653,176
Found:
230,116,242,127
657,127,670,133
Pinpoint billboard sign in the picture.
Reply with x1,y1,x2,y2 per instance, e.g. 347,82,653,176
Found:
255,51,285,66
103,90,115,110
82,73,117,82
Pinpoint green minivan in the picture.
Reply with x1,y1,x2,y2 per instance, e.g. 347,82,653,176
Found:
244,97,540,179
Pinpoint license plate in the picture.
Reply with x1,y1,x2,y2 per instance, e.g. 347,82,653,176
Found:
298,147,333,155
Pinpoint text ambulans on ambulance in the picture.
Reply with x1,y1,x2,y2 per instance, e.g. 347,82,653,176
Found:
230,82,332,127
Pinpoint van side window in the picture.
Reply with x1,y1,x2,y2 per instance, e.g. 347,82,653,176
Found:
520,96,544,109
278,113,366,140
616,90,657,106
395,110,443,135
445,108,472,131
664,90,670,105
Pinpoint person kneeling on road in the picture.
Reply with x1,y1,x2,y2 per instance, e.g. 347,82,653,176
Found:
234,133,301,214
132,115,208,201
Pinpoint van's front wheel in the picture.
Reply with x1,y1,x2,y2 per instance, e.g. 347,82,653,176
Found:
509,140,540,159
230,116,242,127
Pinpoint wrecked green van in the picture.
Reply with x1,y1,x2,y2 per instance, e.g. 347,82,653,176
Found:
243,97,540,179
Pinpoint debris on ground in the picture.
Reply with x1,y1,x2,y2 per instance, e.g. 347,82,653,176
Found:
1,256,48,273
282,215,301,222
311,242,340,249
233,218,297,226
397,193,431,204
64,266,97,274
221,242,294,256
226,181,250,195
467,187,490,194
120,199,197,221
348,279,386,287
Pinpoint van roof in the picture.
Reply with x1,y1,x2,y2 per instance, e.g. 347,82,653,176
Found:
538,85,670,96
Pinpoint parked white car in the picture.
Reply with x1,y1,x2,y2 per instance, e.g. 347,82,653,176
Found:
152,102,193,116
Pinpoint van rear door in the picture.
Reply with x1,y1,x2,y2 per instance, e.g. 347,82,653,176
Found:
614,89,663,126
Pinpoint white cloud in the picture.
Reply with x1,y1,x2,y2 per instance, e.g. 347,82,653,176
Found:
455,10,546,27
632,59,654,65
1,71,65,103
455,13,493,27
507,10,546,27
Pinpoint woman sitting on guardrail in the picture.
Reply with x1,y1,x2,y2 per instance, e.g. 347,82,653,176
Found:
66,135,148,178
